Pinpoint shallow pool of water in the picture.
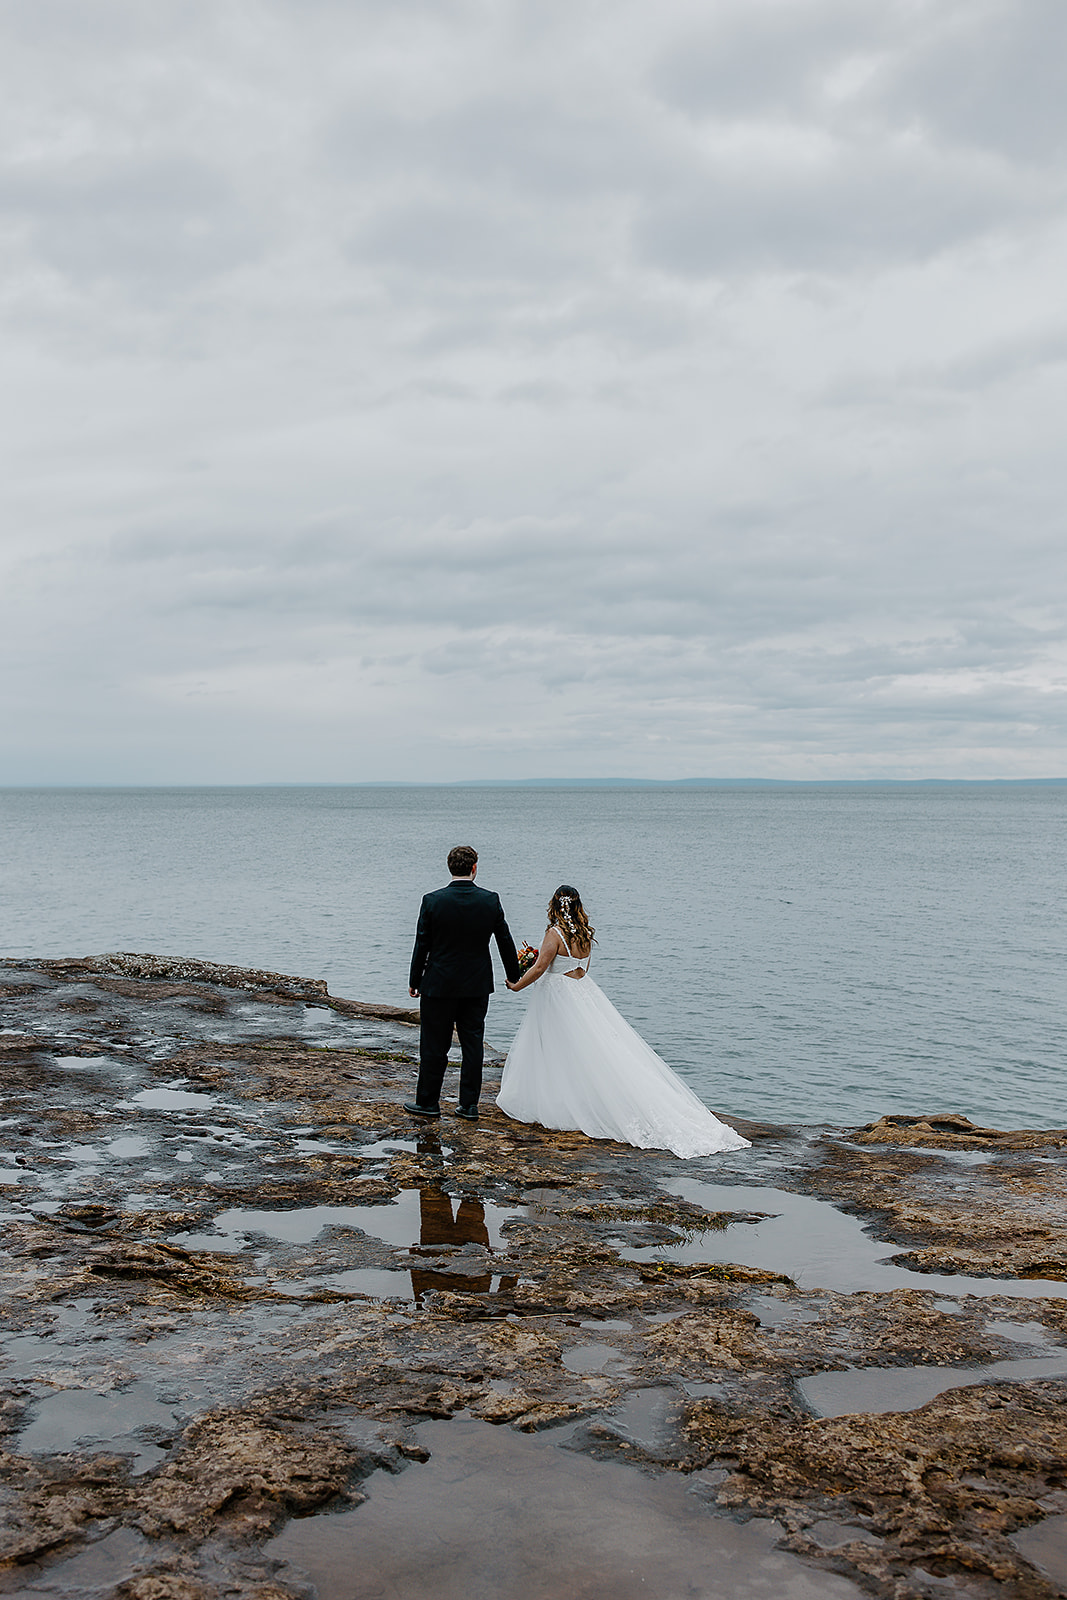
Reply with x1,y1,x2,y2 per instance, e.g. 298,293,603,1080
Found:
173,1188,521,1253
798,1350,1067,1417
127,1085,218,1111
1011,1514,1067,1591
0,1526,154,1597
651,1180,1067,1300
17,1383,176,1473
561,1343,626,1375
266,1415,866,1600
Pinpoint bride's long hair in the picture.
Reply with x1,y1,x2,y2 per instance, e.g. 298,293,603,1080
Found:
547,885,596,954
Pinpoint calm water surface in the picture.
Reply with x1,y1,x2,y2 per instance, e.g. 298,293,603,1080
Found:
2,786,1063,1129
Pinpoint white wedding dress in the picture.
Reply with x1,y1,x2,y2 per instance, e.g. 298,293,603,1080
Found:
496,935,751,1159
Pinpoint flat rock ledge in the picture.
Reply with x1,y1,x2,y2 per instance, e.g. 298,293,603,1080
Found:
857,1113,1067,1151
1,956,1066,1600
34,951,420,1025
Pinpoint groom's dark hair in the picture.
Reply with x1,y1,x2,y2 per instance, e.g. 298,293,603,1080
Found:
447,844,478,876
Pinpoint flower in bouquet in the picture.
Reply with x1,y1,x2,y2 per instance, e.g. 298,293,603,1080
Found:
516,942,539,975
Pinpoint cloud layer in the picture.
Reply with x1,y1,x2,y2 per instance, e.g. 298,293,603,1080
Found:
2,0,1065,779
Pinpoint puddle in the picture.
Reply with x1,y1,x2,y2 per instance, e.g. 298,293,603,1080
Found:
807,1520,884,1550
266,1415,865,1600
51,1056,119,1072
105,1135,151,1158
561,1343,625,1375
1011,1514,1067,1591
748,1292,820,1328
176,1186,526,1306
17,1383,176,1473
0,1527,153,1596
203,1124,267,1147
0,1168,21,1186
798,1350,1067,1417
55,1299,95,1329
600,1387,681,1454
890,1146,994,1166
985,1318,1055,1348
0,1334,64,1374
127,1086,217,1111
655,1180,1067,1300
356,1138,419,1159
174,1188,520,1253
295,1267,415,1302
56,1145,106,1167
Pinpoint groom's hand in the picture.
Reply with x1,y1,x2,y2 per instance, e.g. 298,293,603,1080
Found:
409,986,419,999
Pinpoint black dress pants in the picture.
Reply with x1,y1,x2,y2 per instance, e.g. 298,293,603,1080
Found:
416,994,490,1108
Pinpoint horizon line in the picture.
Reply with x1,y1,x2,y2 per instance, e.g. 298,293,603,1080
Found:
2,776,1066,790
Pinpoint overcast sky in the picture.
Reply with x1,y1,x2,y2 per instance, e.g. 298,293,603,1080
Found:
2,0,1065,782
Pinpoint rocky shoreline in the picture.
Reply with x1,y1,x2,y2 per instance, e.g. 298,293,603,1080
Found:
0,955,1065,1599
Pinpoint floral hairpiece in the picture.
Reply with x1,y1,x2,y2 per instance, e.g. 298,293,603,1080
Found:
555,893,577,932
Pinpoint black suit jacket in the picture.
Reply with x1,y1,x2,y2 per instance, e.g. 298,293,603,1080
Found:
409,881,521,997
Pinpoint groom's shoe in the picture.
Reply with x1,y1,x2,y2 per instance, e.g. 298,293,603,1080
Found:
455,1103,479,1121
403,1100,441,1118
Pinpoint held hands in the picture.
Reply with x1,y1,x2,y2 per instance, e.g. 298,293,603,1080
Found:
409,987,419,999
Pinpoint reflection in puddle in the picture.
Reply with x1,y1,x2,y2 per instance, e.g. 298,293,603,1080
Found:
406,1188,517,1304
653,1180,1067,1300
266,1416,865,1600
286,1267,415,1302
174,1185,521,1306
799,1349,1067,1417
175,1188,519,1253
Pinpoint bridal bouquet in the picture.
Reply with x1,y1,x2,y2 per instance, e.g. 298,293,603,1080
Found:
516,942,539,975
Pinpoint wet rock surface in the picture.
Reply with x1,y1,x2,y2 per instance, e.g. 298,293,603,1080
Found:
1,956,1066,1598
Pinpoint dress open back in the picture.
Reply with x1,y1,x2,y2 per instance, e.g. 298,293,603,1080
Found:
496,931,750,1158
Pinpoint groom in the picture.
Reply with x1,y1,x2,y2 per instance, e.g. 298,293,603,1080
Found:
405,844,521,1121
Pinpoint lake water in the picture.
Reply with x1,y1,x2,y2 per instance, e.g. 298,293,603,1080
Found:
1,785,1063,1130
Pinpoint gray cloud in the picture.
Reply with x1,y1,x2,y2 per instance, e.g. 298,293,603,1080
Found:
0,0,1064,781
651,0,894,118
1,155,264,292
875,0,1067,165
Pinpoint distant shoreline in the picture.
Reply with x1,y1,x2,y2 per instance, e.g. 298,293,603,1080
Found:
2,777,1066,791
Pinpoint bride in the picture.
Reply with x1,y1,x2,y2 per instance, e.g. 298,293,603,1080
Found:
497,885,750,1159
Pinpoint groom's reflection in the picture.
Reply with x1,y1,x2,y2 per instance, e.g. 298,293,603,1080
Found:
408,1184,518,1305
